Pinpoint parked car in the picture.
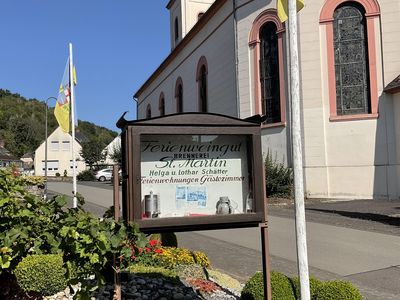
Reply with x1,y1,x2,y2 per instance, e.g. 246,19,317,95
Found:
95,168,113,182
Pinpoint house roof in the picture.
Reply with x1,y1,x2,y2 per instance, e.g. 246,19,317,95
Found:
384,74,400,94
133,0,227,101
0,145,19,161
21,152,34,159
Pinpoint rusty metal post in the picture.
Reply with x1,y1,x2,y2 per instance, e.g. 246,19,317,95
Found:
113,165,121,300
261,153,272,300
260,223,272,300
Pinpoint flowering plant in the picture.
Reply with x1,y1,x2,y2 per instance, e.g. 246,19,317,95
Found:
119,238,163,268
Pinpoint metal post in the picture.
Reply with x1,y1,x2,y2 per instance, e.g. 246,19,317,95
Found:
113,165,121,300
288,0,311,299
44,97,57,201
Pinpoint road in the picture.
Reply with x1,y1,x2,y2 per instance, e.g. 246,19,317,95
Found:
48,181,400,299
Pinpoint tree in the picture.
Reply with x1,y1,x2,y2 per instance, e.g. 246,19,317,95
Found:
80,139,107,169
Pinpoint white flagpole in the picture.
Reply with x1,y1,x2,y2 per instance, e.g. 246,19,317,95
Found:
69,42,78,208
288,0,310,299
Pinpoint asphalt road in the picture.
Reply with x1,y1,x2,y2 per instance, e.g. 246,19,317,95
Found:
48,181,400,300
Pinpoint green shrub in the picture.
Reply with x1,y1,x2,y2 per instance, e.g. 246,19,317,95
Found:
14,254,67,296
150,232,178,247
0,168,148,299
290,276,322,300
175,264,207,280
241,271,295,300
77,169,95,181
207,269,242,291
128,264,179,283
55,172,61,177
316,280,363,300
264,151,293,198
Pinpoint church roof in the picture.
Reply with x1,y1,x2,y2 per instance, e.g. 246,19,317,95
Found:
384,74,400,94
134,0,226,100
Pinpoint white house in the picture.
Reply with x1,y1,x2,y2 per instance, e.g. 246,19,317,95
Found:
34,127,86,176
134,0,400,200
103,135,121,165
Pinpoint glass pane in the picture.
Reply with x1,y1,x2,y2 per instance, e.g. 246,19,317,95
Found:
140,134,254,218
259,22,281,123
333,4,370,115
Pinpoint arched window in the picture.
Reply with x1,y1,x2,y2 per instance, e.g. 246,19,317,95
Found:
260,22,280,123
198,12,204,20
249,9,286,127
196,56,208,112
175,77,183,113
320,0,380,120
159,93,165,116
174,17,179,42
334,3,369,115
146,104,151,119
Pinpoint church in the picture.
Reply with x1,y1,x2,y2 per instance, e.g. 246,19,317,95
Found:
134,0,400,200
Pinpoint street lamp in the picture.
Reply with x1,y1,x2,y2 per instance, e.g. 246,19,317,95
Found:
43,96,57,200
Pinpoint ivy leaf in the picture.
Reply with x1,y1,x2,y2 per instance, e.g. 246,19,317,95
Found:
0,254,12,269
89,253,99,264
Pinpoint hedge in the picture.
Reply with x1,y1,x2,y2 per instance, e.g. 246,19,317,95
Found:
14,254,67,296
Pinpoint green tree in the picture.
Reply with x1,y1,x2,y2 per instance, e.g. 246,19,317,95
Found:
80,139,107,169
0,89,117,158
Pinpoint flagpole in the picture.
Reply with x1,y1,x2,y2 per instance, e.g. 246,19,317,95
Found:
288,0,310,299
69,42,78,208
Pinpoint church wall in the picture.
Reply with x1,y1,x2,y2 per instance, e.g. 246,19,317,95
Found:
137,0,237,119
137,0,400,200
235,0,291,165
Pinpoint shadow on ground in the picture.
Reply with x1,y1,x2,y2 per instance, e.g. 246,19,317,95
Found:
307,208,400,227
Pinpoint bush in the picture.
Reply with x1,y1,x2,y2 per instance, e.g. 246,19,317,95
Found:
77,169,95,181
207,269,242,291
55,172,61,177
241,271,295,300
264,151,293,198
14,254,67,296
175,264,207,280
0,168,149,299
316,280,363,300
150,232,178,247
291,276,322,300
152,247,210,269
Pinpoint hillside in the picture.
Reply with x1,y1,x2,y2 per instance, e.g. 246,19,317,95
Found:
0,89,118,158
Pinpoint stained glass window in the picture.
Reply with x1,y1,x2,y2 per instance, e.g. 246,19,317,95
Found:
259,22,281,124
333,3,370,115
199,65,207,112
159,97,165,116
177,84,183,113
146,104,151,119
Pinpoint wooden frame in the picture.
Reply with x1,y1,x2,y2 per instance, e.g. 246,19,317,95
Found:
117,112,266,233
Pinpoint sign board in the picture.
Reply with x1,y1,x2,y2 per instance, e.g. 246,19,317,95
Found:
117,113,266,232
140,134,252,218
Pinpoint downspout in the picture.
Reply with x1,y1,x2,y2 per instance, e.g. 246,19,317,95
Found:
233,0,240,118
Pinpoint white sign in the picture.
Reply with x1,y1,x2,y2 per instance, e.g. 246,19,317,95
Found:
140,135,251,218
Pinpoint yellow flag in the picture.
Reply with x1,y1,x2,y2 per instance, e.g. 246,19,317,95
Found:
277,0,304,22
54,59,71,133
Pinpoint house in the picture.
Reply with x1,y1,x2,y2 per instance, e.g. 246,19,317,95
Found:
0,141,22,169
34,127,86,176
103,135,121,165
20,152,34,170
133,0,400,200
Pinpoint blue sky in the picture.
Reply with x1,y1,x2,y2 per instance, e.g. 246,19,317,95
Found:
0,1,171,132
